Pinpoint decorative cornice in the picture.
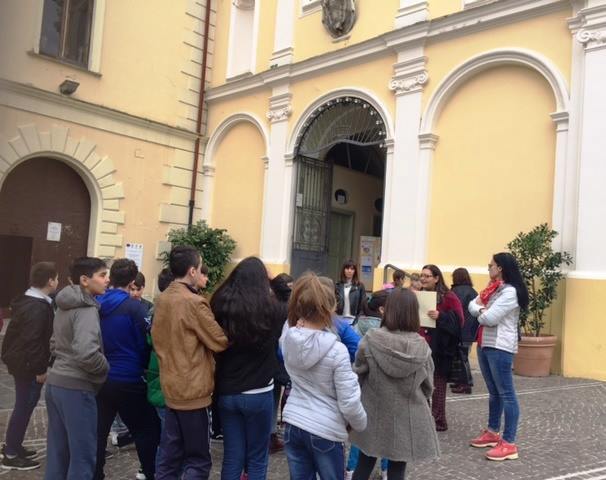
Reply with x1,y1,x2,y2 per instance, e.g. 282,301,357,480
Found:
550,111,570,132
0,78,199,148
576,29,606,49
389,72,428,95
202,165,216,177
207,0,568,102
418,133,439,150
267,92,293,123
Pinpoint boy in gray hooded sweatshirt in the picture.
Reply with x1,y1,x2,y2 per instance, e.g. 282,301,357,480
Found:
44,257,110,480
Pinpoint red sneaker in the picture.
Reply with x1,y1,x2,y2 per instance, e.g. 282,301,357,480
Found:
485,440,519,461
470,429,500,448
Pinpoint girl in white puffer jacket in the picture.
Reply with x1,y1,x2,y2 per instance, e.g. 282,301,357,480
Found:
280,272,367,480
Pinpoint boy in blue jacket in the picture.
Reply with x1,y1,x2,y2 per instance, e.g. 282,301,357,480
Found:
94,259,160,480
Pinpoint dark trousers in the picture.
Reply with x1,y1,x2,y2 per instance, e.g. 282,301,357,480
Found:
94,381,161,480
352,451,406,480
4,375,42,456
156,407,212,480
432,373,448,431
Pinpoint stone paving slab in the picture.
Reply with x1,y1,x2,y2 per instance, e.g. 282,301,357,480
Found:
0,361,605,479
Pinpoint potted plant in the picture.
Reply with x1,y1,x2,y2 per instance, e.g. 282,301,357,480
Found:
507,223,572,376
160,220,236,292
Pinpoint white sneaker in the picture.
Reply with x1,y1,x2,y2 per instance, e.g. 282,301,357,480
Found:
110,432,119,447
345,470,353,480
135,468,146,480
381,470,388,480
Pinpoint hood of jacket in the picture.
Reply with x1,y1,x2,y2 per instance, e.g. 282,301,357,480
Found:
55,285,99,311
365,328,430,378
97,288,130,316
282,327,338,370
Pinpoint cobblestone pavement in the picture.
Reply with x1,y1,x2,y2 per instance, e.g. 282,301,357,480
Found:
0,361,605,479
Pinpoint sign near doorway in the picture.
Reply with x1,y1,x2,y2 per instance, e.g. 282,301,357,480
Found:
126,242,144,270
46,222,62,242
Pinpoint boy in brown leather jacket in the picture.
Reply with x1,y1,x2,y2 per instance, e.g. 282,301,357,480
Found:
152,246,228,479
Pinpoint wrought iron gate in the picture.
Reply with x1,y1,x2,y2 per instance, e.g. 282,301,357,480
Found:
290,155,333,277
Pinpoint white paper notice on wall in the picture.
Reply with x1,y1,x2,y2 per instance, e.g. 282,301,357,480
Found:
125,243,144,270
47,222,62,242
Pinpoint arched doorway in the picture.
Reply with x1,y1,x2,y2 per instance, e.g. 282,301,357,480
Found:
0,157,91,307
291,97,387,281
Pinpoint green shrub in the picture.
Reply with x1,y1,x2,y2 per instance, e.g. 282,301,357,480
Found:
507,223,572,337
160,221,236,292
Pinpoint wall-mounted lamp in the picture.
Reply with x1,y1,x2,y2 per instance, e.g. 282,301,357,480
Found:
335,189,348,205
59,79,79,95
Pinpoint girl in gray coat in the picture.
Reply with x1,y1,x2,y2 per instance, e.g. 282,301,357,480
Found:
350,289,440,480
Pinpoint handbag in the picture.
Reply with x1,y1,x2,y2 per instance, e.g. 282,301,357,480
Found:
447,345,473,386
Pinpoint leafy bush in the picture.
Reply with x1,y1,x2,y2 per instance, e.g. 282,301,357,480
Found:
160,221,236,292
507,223,572,337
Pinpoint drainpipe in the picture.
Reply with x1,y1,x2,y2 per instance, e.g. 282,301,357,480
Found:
188,0,213,228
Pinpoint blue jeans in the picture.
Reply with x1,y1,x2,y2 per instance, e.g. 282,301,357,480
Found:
477,346,520,443
218,391,273,480
346,445,388,472
44,384,98,480
284,423,345,480
4,376,43,456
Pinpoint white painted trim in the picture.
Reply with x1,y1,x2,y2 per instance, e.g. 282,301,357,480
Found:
271,0,296,67
202,112,270,223
300,0,322,17
286,87,395,155
88,0,107,74
0,78,198,150
207,0,569,101
420,48,570,134
566,270,606,280
226,0,260,79
204,112,270,168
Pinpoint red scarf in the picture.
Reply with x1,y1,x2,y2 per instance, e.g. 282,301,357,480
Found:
476,280,503,346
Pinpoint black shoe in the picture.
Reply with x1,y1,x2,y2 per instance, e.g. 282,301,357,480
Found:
116,433,134,448
210,432,224,442
1,455,40,471
1,444,37,459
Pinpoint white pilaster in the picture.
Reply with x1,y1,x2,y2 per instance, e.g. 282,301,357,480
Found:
550,111,571,253
570,2,606,272
200,165,215,224
382,48,429,268
260,85,292,265
395,0,429,29
271,0,295,67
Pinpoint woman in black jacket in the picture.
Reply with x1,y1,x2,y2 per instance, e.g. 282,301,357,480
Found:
335,260,367,325
451,267,479,394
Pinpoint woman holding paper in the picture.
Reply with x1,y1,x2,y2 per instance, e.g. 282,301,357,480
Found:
468,253,528,462
419,264,464,431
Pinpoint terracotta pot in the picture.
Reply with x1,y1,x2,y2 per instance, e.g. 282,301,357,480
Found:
513,335,557,377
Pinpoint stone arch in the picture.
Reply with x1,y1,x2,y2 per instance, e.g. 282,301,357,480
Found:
0,123,125,258
420,48,569,135
288,87,395,155
200,113,269,222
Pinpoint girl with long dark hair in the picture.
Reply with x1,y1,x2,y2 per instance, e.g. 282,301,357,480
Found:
419,264,464,431
335,260,367,324
469,252,528,461
211,257,282,480
450,268,479,394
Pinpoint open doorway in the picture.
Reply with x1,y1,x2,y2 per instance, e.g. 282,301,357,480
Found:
291,97,387,282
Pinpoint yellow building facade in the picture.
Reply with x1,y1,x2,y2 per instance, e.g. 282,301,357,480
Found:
1,0,605,380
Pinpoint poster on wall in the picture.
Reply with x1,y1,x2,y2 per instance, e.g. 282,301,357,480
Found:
47,222,62,242
125,243,144,270
359,236,381,290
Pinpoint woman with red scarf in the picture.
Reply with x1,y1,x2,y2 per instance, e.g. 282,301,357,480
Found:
468,252,528,462
419,264,464,432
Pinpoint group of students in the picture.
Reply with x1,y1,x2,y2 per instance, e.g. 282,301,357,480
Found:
0,245,528,480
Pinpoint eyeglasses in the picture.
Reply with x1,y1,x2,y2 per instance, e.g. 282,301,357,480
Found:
420,273,434,278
